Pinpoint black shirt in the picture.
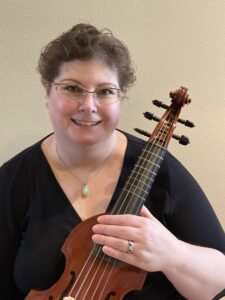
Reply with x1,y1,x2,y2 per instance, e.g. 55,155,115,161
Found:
0,131,224,299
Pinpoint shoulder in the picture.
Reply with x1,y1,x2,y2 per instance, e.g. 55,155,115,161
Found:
122,130,147,147
0,136,51,236
119,129,147,154
120,129,187,171
119,128,196,180
0,135,53,230
162,151,203,194
0,134,52,181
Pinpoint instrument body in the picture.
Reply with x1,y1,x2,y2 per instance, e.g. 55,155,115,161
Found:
26,87,191,300
27,216,146,299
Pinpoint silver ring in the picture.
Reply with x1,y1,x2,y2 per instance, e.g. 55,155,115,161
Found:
127,240,134,253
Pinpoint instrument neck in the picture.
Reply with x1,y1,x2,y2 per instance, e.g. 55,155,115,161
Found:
111,142,167,216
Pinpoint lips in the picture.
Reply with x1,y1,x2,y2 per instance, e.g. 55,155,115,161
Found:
72,119,101,126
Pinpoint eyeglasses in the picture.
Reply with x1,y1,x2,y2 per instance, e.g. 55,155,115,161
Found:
52,82,123,105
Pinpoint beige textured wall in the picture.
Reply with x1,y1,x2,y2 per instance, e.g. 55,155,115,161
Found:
0,0,224,228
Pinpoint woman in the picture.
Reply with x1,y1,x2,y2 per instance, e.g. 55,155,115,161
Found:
0,23,224,300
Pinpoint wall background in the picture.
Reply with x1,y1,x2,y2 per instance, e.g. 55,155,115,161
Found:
0,0,224,228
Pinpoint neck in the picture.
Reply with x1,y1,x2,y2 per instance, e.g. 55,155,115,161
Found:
53,133,116,170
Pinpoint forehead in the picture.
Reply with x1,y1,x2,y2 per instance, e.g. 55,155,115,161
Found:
56,59,119,86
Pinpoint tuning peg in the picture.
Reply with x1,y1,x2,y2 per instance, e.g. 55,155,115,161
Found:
143,112,160,122
134,128,190,146
152,100,169,109
177,118,195,128
134,128,151,138
144,111,195,128
172,134,190,145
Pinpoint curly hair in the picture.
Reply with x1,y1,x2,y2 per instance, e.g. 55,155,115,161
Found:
38,23,136,92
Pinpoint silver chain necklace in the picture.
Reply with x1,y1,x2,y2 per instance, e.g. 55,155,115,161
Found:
55,144,112,198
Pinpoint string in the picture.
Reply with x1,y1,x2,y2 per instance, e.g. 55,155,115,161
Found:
67,109,175,299
85,112,175,298
92,260,117,300
71,250,105,299
111,108,174,217
91,113,174,298
66,245,118,299
80,110,174,299
66,107,176,299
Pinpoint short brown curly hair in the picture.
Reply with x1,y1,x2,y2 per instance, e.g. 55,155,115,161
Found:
38,23,136,92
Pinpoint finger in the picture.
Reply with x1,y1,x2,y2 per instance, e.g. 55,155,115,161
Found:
140,206,153,218
92,234,128,253
101,245,140,267
97,213,143,227
92,223,138,241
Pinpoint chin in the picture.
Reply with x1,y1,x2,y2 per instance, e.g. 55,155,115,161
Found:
75,131,114,147
71,134,102,147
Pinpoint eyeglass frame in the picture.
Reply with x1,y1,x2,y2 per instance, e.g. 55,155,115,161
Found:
51,82,124,105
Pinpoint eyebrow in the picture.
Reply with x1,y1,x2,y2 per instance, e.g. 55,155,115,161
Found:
57,78,119,88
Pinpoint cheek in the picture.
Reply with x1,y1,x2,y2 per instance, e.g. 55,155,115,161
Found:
48,99,73,117
47,100,75,127
107,103,122,124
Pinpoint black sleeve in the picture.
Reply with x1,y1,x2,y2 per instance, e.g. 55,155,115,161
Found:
125,153,225,300
0,164,28,299
167,155,225,253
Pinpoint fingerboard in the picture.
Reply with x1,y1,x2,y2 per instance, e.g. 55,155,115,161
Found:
93,86,191,262
110,142,167,216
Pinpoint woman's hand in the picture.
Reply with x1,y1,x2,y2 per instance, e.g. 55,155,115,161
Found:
92,206,180,273
92,206,225,300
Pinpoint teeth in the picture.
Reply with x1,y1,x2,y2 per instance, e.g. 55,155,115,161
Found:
74,120,99,126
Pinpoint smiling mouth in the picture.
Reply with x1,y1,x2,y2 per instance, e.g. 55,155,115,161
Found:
72,119,101,126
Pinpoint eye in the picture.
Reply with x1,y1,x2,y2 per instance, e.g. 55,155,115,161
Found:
97,88,117,96
63,84,84,94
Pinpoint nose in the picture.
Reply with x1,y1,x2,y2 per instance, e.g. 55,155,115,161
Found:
78,91,97,113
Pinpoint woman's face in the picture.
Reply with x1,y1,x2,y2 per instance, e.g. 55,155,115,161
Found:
46,59,122,147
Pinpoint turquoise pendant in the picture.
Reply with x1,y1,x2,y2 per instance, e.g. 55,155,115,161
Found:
82,184,89,197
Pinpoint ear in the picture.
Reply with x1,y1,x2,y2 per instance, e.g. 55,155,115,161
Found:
45,86,51,97
43,80,52,97
44,86,51,108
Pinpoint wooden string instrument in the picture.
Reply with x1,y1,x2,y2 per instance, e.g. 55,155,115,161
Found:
26,86,193,300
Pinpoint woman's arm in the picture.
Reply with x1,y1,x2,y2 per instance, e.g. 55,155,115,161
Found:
164,237,225,300
92,207,225,300
0,163,28,299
